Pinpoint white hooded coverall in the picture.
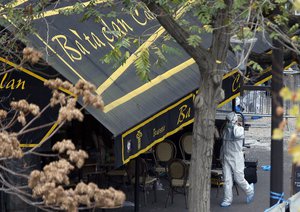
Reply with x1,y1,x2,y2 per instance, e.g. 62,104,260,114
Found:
220,112,253,204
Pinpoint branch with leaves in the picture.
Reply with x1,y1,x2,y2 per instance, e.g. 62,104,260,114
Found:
0,47,125,211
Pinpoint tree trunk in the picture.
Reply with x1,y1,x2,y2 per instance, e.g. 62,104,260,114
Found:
189,66,221,212
141,2,231,211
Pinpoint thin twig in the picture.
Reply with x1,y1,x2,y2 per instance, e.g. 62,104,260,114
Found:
19,103,52,134
17,121,56,136
31,152,58,157
0,164,29,179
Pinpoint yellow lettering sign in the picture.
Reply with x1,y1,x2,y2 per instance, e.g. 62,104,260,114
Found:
69,29,91,55
0,73,25,90
131,9,147,26
153,126,166,137
51,35,82,62
50,9,154,63
75,40,90,55
117,18,133,34
144,8,156,20
177,105,191,125
232,74,240,92
16,79,25,89
83,33,97,49
90,32,106,48
101,19,115,43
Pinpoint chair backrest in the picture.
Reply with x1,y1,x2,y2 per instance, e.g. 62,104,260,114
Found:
168,159,187,180
126,158,148,183
155,140,176,163
179,132,192,160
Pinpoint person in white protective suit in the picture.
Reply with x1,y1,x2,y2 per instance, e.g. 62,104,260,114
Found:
220,112,254,207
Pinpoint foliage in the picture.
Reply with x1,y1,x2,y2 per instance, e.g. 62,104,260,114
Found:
278,86,300,166
75,0,300,80
0,46,124,211
29,140,125,212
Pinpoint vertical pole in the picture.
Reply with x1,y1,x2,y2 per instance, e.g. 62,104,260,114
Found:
270,38,284,206
232,99,236,112
134,157,140,212
291,163,295,195
0,191,5,211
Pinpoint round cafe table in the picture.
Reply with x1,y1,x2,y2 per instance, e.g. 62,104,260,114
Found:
100,205,123,212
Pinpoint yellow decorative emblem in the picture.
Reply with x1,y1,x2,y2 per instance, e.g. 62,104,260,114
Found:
136,130,143,150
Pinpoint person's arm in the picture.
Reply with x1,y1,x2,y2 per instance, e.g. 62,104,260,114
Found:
233,125,244,139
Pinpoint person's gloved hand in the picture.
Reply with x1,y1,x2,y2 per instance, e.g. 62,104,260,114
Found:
226,121,235,128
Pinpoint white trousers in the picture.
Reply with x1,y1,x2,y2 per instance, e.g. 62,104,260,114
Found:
222,157,253,204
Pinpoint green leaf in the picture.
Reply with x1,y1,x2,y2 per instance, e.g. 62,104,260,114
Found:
232,44,242,52
161,44,182,56
135,48,150,82
270,32,280,40
288,23,299,34
100,36,131,68
187,35,202,48
248,61,263,72
236,27,254,39
214,0,226,9
294,0,300,10
203,25,213,33
275,0,287,3
189,25,203,34
153,47,167,66
274,14,289,26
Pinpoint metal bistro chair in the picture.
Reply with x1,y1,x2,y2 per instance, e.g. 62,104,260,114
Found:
154,140,177,176
105,166,128,189
211,169,224,197
165,159,189,208
126,158,158,205
179,132,192,163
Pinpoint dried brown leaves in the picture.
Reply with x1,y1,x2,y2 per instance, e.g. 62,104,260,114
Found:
52,139,88,168
0,132,22,158
10,100,40,126
23,47,43,64
57,99,84,124
52,139,75,153
0,110,7,119
44,79,104,124
29,140,125,211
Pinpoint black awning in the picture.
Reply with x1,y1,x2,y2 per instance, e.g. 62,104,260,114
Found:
26,2,273,166
0,57,60,149
30,6,202,136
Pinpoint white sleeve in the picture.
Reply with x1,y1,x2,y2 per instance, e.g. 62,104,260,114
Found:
233,125,244,139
